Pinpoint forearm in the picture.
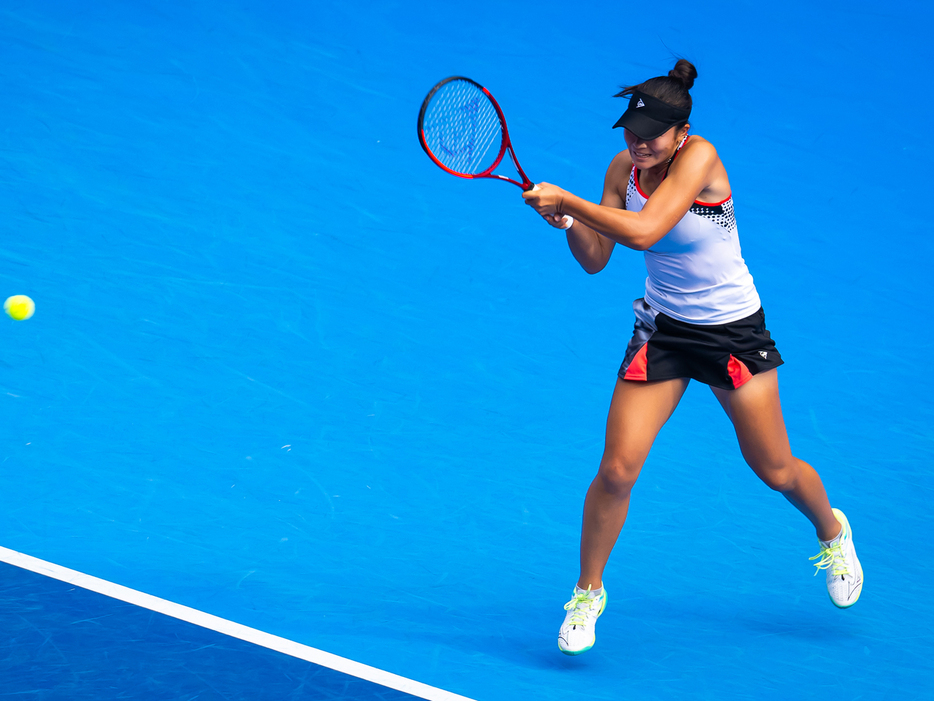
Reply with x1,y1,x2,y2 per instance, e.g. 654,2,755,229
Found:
566,220,614,274
561,192,654,251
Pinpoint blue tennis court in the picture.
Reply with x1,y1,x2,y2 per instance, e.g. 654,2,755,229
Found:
1,1,932,698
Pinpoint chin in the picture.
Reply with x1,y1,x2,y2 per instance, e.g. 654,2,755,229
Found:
633,155,662,169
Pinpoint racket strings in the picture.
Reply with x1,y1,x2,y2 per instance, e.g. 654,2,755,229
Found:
422,80,503,175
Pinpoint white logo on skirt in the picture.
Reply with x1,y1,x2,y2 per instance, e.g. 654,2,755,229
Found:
759,351,768,359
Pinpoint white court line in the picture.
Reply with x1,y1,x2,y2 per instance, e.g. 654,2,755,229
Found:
0,546,476,701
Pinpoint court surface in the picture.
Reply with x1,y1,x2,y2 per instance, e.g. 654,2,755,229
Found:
1,1,932,699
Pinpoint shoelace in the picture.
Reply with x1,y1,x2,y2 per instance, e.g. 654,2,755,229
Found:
809,539,851,577
564,591,600,626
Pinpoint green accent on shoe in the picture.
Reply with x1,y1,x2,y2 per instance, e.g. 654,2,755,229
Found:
809,508,863,608
558,641,593,656
558,587,607,656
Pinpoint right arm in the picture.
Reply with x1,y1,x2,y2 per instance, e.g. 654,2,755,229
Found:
547,152,631,274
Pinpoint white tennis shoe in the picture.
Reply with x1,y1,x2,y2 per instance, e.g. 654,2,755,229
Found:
810,508,863,608
557,586,607,655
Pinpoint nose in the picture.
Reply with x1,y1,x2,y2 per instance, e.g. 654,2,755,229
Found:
624,128,646,148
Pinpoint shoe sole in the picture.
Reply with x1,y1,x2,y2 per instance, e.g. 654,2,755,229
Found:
829,508,863,609
558,592,607,656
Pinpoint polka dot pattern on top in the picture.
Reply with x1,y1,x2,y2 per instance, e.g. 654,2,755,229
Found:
690,198,736,232
626,169,638,207
626,167,737,234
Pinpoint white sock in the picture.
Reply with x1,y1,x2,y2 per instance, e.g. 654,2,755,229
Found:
576,585,603,598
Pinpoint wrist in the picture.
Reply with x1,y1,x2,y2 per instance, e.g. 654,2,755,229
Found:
556,189,569,216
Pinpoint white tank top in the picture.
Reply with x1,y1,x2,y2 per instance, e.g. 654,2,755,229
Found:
625,143,761,325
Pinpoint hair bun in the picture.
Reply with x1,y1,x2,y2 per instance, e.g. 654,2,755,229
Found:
668,59,697,90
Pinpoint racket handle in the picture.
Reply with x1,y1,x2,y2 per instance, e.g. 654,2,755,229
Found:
531,184,573,229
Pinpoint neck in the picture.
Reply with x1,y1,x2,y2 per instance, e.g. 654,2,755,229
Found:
642,160,671,180
641,134,686,179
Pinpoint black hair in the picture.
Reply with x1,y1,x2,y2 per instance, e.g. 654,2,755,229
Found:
616,59,697,130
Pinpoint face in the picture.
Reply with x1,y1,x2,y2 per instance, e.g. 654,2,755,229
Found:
624,125,689,170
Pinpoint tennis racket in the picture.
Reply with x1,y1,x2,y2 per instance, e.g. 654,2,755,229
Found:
418,76,535,189
418,76,571,225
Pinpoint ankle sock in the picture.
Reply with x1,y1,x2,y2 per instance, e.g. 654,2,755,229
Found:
576,585,603,598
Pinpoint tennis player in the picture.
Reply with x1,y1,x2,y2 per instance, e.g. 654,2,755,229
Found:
522,59,863,656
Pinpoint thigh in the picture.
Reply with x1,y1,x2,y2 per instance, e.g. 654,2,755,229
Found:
604,377,690,467
709,368,793,470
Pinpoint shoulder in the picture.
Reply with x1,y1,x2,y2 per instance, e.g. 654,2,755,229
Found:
606,149,634,179
675,136,721,169
672,136,731,203
600,150,633,208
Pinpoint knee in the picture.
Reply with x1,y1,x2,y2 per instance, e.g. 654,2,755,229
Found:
596,455,643,495
753,459,799,493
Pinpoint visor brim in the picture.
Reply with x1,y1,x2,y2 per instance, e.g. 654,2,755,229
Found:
612,111,677,141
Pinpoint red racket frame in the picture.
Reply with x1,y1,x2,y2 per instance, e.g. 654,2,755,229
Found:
417,76,533,191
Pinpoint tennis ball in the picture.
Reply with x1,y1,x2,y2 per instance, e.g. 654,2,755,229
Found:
4,295,35,321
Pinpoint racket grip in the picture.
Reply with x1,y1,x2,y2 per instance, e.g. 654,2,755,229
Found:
531,184,573,229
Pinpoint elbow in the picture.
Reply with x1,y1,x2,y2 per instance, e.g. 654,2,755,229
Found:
578,257,608,275
618,216,664,251
627,228,663,251
627,238,653,252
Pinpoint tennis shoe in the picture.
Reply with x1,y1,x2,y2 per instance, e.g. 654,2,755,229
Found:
810,508,863,608
557,586,606,655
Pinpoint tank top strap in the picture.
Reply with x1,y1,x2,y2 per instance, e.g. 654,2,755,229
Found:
663,134,690,178
631,134,690,197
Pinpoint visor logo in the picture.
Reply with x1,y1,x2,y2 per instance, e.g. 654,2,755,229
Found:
636,99,645,108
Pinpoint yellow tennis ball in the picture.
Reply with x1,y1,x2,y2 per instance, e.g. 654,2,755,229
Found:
4,295,35,321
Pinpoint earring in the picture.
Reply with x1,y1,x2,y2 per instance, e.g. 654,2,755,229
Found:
668,134,688,163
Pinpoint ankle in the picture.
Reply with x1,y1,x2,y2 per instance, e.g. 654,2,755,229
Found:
576,580,603,594
818,521,842,544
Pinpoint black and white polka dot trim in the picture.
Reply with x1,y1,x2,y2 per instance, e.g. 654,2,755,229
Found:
627,169,639,207
689,198,736,232
627,168,736,233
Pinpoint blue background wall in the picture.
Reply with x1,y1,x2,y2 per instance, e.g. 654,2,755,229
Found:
1,1,932,698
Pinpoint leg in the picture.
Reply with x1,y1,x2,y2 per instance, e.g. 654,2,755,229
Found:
710,369,841,541
578,377,689,590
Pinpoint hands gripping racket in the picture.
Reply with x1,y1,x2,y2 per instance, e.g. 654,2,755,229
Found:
417,76,572,227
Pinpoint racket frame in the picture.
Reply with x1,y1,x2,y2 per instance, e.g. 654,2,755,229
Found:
417,76,533,190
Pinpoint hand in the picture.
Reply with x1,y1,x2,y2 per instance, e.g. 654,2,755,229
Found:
521,181,565,216
540,212,574,229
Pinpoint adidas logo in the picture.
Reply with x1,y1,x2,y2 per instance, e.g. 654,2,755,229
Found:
759,351,768,359
636,99,645,108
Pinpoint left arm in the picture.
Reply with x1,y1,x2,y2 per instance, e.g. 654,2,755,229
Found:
524,141,722,251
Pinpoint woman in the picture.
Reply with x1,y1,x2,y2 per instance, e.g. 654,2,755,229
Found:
522,60,863,656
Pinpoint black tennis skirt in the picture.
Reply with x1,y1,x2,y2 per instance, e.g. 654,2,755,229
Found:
618,299,783,390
